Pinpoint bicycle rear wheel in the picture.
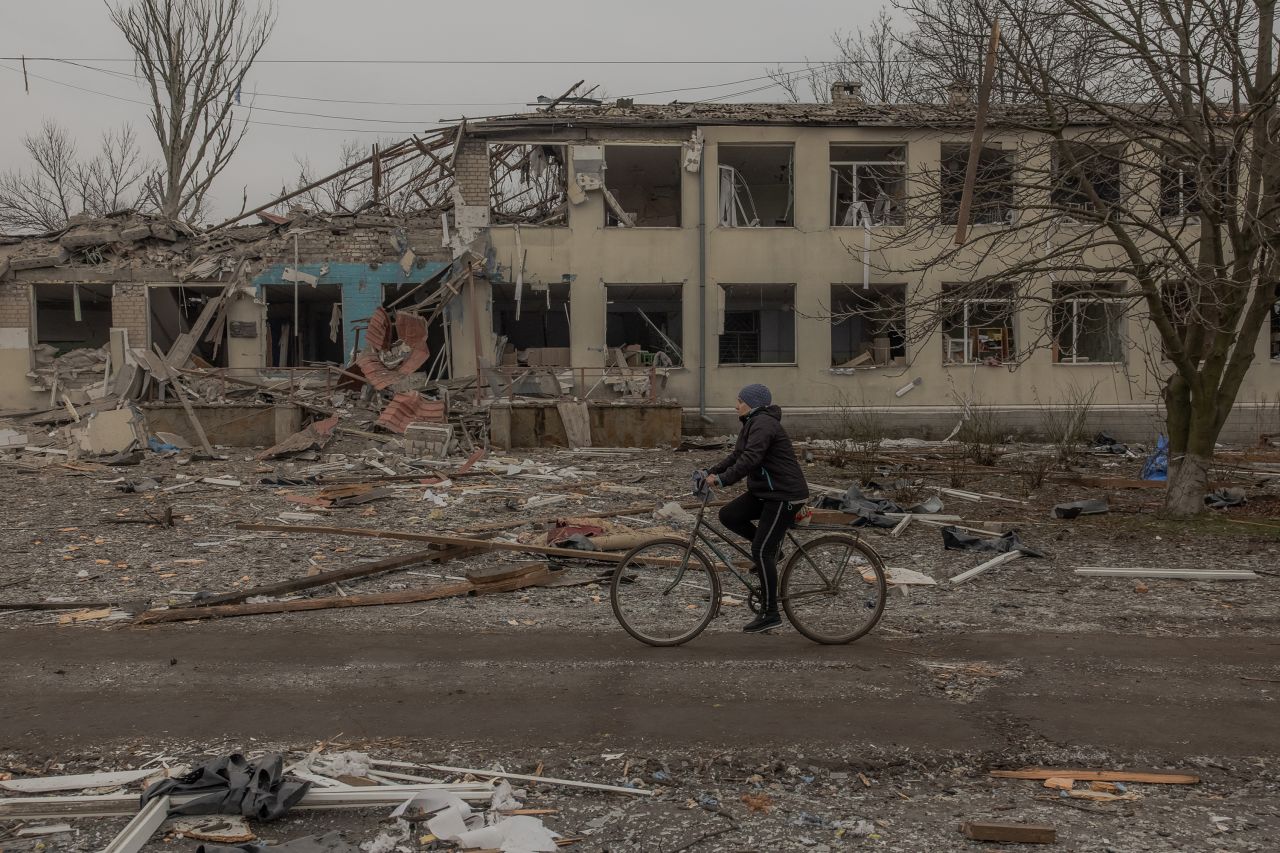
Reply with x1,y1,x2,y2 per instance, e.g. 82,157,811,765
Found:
610,537,721,647
780,534,887,645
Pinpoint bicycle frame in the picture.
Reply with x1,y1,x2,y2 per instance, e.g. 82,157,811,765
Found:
666,490,870,603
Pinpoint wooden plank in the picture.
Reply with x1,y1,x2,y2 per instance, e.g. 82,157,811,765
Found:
960,820,1055,844
102,795,170,853
953,18,1002,245
421,763,654,797
1,769,154,793
890,514,912,538
989,768,1200,784
950,550,1021,584
235,523,639,565
556,401,592,449
1073,568,1256,580
185,547,469,609
135,566,549,624
0,783,495,820
165,283,232,370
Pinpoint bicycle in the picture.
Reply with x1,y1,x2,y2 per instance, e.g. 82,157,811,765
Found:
609,486,888,646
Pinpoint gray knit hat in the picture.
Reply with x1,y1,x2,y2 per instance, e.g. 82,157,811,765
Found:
737,383,772,410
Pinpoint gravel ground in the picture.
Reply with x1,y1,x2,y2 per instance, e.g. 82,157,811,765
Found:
2,739,1277,852
2,438,1278,637
3,438,1279,852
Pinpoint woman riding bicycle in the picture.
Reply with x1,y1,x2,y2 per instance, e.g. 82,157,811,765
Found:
702,384,809,633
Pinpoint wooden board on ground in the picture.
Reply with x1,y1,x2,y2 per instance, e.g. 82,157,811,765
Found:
960,820,1056,844
134,564,552,624
1073,568,1257,581
989,767,1199,784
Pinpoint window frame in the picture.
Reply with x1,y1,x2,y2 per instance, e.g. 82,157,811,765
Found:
603,282,685,367
717,144,796,229
941,288,1017,365
717,283,797,366
940,144,1015,226
829,283,908,368
1052,286,1126,365
829,145,906,227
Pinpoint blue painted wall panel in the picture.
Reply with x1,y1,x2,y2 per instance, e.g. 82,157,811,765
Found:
254,261,448,359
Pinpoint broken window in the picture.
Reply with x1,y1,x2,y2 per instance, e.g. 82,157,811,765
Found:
149,285,228,367
1272,299,1280,361
606,284,683,366
604,146,682,227
718,145,794,227
489,143,568,225
263,284,344,367
1051,283,1125,363
941,284,1017,364
34,283,111,353
830,145,906,226
718,284,795,364
940,144,1014,225
493,281,571,366
830,284,907,367
1052,142,1122,216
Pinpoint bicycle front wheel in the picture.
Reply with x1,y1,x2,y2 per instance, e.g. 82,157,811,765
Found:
610,537,721,647
781,534,887,645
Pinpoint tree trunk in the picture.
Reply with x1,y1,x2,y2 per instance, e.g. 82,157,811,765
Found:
1162,375,1218,517
1164,451,1211,516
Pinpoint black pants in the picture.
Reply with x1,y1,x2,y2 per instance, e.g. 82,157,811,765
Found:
719,493,793,614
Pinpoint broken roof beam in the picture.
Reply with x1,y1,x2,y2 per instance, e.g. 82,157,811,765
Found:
207,132,444,230
539,79,585,113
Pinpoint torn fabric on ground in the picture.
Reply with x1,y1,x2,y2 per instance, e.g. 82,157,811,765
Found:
141,753,310,821
941,527,1045,558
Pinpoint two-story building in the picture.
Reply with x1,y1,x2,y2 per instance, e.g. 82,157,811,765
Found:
438,84,1278,441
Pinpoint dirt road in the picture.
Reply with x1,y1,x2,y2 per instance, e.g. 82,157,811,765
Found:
5,625,1277,759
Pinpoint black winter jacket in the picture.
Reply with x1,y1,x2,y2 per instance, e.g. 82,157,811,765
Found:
708,405,809,502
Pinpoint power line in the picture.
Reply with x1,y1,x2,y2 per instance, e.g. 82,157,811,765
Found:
0,64,439,133
51,59,535,107
51,57,852,108
4,56,849,65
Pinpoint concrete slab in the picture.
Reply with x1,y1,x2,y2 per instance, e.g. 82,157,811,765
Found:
143,403,301,447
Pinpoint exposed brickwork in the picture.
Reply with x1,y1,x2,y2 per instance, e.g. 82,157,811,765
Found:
454,140,491,207
0,282,32,329
111,283,149,349
250,221,447,266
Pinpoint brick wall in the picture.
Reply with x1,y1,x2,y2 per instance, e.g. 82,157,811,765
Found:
251,223,447,266
0,282,32,329
111,283,149,350
454,140,490,207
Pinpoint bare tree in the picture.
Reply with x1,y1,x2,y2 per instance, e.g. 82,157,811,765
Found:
770,0,1112,104
895,0,1115,103
79,125,150,215
290,142,375,214
769,9,916,103
0,119,150,232
283,137,454,216
108,0,276,222
864,0,1279,516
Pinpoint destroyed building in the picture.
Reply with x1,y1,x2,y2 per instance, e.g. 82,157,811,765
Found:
2,86,1276,443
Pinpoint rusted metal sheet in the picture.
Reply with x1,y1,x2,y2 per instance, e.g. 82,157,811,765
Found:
365,306,392,351
353,353,402,390
394,312,430,374
377,392,446,433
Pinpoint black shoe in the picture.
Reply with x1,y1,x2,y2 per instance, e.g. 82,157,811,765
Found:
743,612,783,634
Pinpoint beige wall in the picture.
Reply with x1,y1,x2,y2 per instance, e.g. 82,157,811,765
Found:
452,122,1280,423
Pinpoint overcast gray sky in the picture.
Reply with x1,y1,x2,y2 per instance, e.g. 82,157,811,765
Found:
1,0,880,220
